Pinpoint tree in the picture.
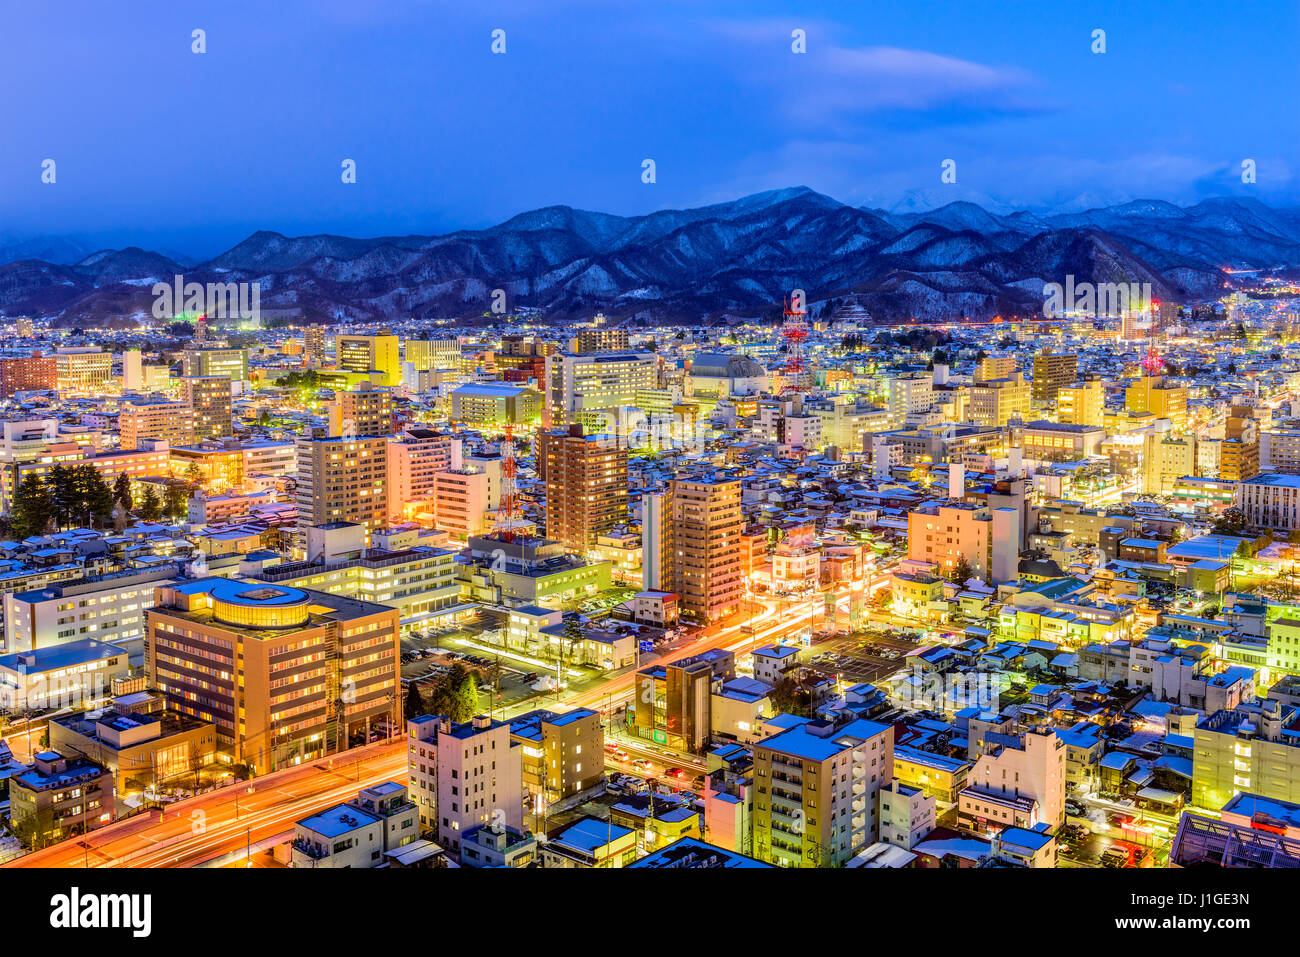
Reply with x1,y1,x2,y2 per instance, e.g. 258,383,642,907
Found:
1212,507,1249,537
424,663,479,723
75,465,114,529
10,475,53,539
183,463,204,487
770,670,818,718
47,464,78,529
950,554,974,587
163,483,190,522
404,683,426,721
138,485,163,521
112,473,133,512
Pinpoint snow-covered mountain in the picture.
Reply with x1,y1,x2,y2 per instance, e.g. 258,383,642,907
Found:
2,188,1298,325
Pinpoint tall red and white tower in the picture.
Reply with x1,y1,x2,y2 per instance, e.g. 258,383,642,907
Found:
1142,300,1163,376
779,294,810,393
494,423,520,542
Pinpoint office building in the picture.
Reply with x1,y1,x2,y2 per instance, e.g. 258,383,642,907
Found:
49,697,217,797
1056,380,1105,428
146,578,401,773
631,649,734,753
244,524,461,632
0,639,130,712
451,383,542,428
4,565,182,655
970,374,1031,427
404,338,461,372
183,347,248,382
1238,472,1300,532
336,333,401,386
544,352,658,427
1125,375,1188,430
54,348,112,393
1192,700,1300,811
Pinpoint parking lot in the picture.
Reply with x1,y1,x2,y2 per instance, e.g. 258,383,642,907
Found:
802,630,915,685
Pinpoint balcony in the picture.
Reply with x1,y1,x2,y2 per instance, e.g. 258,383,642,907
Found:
292,838,328,860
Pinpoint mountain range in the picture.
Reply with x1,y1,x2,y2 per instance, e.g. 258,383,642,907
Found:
3,188,1299,327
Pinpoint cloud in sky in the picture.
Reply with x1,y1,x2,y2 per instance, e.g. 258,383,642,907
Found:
0,0,1294,255
707,18,1046,128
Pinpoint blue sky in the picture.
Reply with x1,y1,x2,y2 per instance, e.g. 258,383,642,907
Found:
1,0,1297,257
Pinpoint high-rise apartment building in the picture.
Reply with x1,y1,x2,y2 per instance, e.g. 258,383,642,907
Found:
304,325,327,361
0,353,57,396
146,578,401,773
328,382,395,438
1030,349,1078,404
970,374,1031,427
658,476,744,623
431,466,498,540
1056,380,1105,428
883,374,934,427
182,375,233,440
337,333,401,386
386,429,461,519
120,399,193,450
752,718,894,867
295,435,390,536
539,425,629,554
1223,402,1260,482
573,329,630,353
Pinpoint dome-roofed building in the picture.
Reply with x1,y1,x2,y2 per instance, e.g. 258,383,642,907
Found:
687,353,769,398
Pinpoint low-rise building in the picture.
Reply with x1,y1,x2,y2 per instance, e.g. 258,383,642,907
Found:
291,782,420,868
9,750,114,848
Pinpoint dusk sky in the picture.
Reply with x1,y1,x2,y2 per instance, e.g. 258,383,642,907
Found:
2,0,1297,258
